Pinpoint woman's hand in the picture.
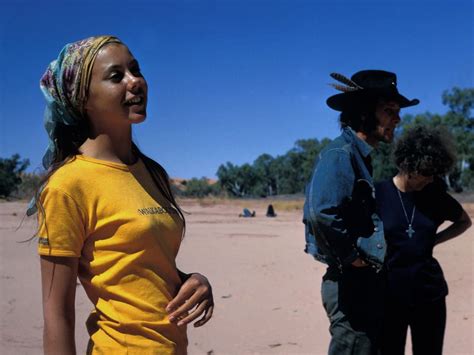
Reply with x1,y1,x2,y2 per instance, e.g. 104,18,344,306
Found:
166,273,214,328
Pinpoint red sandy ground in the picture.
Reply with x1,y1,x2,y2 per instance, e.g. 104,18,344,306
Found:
1,201,472,354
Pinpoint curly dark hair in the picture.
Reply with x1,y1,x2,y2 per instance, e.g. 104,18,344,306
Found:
393,125,456,175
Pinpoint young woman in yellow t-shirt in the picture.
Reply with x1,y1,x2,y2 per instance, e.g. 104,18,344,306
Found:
29,35,214,354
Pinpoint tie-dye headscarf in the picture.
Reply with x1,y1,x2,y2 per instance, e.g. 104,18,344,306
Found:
27,35,122,216
40,35,122,169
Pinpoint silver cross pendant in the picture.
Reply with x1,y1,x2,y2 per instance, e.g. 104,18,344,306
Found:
406,224,415,238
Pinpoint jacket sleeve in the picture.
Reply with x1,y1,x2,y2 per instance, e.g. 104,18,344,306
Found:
306,148,359,266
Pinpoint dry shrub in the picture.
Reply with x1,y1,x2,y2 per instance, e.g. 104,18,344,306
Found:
271,199,304,211
196,197,226,207
178,196,305,211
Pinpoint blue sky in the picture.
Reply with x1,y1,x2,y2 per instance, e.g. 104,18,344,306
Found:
0,0,472,178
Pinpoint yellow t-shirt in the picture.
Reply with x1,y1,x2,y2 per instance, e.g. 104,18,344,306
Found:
37,155,188,354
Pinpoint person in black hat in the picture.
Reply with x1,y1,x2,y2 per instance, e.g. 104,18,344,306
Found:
303,70,419,354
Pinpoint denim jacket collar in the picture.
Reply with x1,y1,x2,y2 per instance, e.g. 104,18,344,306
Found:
342,127,373,159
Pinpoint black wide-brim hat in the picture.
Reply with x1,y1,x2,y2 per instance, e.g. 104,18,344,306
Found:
326,70,419,111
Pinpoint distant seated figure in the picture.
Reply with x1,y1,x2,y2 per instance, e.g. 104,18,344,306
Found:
266,204,277,217
239,208,256,217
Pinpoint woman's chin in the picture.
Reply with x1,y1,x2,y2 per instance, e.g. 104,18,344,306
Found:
129,113,147,124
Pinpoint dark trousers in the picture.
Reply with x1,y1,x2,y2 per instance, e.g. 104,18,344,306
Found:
381,298,446,355
322,267,385,355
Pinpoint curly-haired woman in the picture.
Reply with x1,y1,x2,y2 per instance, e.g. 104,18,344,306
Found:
375,126,471,355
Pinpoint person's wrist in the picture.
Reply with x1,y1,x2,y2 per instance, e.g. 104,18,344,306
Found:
343,249,360,266
178,270,195,283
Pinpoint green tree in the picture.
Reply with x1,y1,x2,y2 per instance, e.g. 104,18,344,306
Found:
16,172,43,199
183,177,218,198
236,163,259,196
216,162,257,197
273,138,331,194
216,162,240,196
216,137,333,196
294,138,332,185
442,88,474,189
252,154,276,196
442,87,474,117
279,151,306,194
0,154,30,198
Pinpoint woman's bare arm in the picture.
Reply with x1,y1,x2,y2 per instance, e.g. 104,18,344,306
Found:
435,209,472,246
40,256,79,355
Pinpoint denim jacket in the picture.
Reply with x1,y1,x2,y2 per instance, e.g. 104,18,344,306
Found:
303,127,386,271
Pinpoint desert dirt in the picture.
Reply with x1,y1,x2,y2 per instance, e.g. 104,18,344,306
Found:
1,199,472,355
